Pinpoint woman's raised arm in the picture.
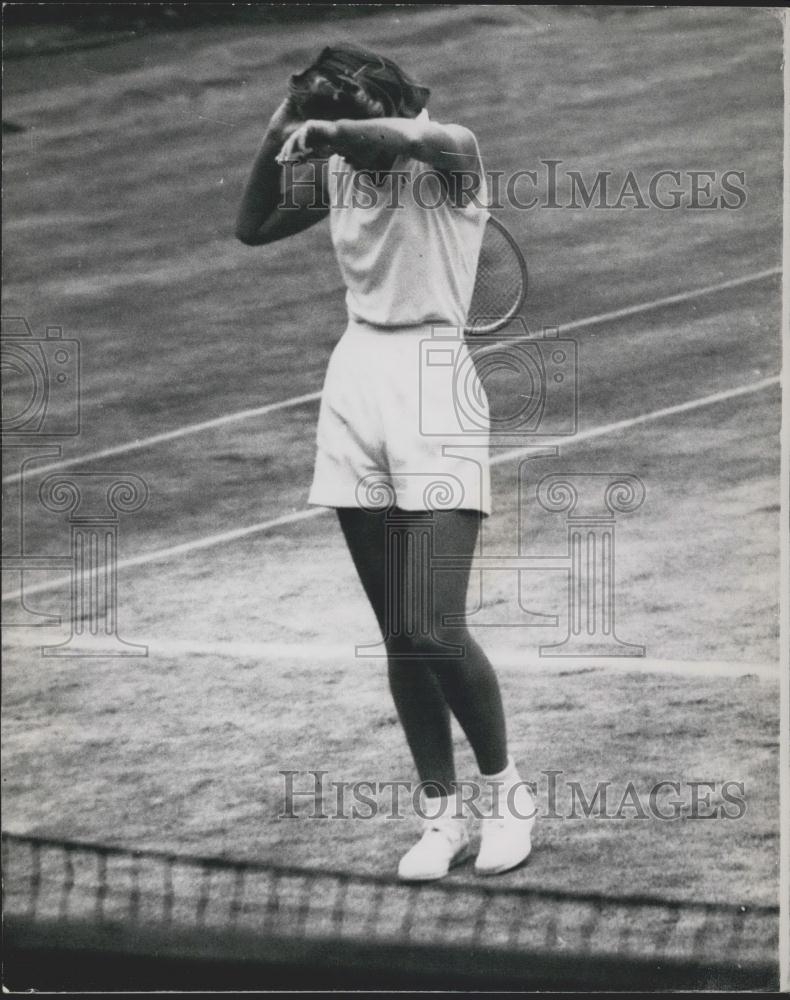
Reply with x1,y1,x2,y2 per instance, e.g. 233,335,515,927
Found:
235,99,329,246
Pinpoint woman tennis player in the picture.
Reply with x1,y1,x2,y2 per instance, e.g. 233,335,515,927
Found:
236,44,535,881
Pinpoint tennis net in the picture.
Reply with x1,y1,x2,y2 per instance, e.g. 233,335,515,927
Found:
2,831,779,990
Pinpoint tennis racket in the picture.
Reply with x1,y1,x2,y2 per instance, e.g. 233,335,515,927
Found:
465,216,528,336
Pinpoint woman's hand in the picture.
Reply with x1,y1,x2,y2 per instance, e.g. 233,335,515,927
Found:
268,96,305,141
276,119,339,165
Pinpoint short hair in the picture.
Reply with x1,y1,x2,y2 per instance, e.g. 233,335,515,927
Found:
289,43,430,120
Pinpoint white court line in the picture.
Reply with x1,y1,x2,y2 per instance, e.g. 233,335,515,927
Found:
2,373,779,603
490,374,781,464
0,633,777,679
3,266,780,486
1,390,322,486
485,266,781,351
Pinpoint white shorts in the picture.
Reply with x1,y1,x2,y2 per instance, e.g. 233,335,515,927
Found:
308,318,492,515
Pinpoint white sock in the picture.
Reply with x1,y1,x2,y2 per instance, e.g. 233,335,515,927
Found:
420,794,466,825
481,755,521,786
480,757,530,821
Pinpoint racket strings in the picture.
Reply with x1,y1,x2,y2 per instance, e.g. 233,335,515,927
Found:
466,219,527,334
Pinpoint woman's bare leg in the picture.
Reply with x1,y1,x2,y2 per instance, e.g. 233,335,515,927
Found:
337,507,509,787
337,508,455,796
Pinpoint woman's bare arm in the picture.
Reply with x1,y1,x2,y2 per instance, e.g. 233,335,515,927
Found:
277,116,482,181
235,100,329,247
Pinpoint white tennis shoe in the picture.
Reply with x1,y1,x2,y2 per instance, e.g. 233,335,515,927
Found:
475,763,537,876
398,813,471,882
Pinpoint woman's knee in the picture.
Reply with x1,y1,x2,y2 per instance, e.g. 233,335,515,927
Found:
385,629,473,662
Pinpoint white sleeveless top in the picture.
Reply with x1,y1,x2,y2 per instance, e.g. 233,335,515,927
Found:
327,112,489,328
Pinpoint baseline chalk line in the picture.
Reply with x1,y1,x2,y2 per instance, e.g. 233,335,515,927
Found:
3,266,780,485
2,372,780,603
0,633,778,680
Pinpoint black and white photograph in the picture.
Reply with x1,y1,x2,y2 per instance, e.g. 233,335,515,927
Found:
1,3,787,991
